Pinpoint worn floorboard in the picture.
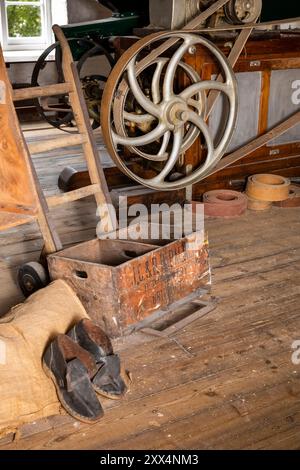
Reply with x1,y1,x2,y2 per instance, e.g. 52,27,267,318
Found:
0,125,299,450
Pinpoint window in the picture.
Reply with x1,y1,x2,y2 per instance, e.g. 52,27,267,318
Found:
0,0,52,50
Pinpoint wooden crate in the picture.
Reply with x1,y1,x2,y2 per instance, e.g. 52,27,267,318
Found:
47,235,210,337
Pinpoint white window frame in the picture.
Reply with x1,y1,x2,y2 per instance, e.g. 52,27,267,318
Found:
0,0,53,51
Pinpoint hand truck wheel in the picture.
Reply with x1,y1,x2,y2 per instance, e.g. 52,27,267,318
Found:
18,262,49,298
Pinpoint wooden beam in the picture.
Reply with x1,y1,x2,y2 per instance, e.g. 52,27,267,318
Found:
258,70,271,135
28,134,85,155
47,184,101,208
13,83,72,101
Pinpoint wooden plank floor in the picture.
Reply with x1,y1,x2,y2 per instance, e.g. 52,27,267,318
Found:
0,125,300,450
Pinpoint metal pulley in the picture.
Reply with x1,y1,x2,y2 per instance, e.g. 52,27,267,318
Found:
224,0,262,24
101,31,238,190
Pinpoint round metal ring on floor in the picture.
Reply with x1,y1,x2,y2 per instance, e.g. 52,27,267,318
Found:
203,189,248,218
246,174,290,202
274,184,300,208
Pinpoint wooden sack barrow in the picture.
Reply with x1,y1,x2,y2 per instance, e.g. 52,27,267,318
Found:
0,25,114,296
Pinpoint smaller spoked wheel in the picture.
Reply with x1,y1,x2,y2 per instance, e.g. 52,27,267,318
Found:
224,0,262,24
18,262,49,298
101,31,238,190
31,39,114,132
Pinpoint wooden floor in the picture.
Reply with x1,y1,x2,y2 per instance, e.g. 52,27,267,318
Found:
0,124,300,450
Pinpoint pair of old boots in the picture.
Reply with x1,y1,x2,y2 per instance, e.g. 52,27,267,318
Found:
43,319,127,423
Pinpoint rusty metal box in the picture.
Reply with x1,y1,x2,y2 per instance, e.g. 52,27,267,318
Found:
47,234,210,337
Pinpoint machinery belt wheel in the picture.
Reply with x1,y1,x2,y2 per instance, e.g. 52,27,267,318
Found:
246,174,290,202
203,189,247,218
101,30,238,191
274,184,300,208
224,0,262,25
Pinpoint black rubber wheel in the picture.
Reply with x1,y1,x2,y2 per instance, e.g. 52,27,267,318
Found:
58,166,78,192
18,262,49,298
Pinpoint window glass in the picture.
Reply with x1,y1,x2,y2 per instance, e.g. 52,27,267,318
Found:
7,4,42,38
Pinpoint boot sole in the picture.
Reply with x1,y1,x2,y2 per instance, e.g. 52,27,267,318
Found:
42,359,104,424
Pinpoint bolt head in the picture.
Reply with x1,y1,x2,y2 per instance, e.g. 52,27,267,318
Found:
188,46,196,55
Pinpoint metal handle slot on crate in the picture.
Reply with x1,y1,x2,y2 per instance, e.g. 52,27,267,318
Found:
123,251,140,259
74,270,88,279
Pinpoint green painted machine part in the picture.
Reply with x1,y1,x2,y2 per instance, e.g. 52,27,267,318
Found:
60,14,143,61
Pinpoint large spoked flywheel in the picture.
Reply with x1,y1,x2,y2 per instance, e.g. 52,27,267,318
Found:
101,31,238,191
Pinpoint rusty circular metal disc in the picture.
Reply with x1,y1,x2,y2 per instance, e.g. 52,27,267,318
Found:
202,189,248,218
274,184,300,208
246,174,290,202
